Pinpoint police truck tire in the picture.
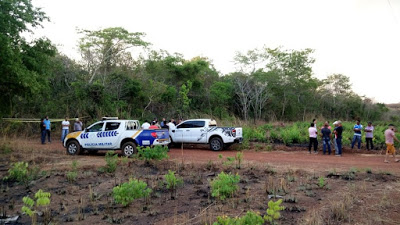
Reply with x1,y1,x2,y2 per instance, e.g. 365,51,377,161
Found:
122,142,137,157
210,137,223,151
66,140,81,155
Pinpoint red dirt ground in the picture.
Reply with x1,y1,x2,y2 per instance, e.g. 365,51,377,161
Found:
35,141,400,174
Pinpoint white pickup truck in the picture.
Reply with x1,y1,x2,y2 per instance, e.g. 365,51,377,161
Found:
169,119,243,151
64,118,170,157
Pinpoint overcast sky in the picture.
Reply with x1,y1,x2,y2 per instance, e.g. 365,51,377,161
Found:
29,0,400,104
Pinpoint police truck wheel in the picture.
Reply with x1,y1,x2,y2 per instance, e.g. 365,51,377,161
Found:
66,140,81,155
122,142,137,157
210,137,223,151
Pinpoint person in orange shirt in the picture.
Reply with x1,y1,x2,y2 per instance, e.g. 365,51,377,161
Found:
149,121,159,129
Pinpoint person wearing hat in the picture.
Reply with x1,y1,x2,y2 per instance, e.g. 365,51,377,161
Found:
365,122,374,150
384,124,400,163
74,118,83,132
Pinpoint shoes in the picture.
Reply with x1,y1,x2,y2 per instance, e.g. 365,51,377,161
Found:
395,159,400,162
314,151,318,154
384,160,389,163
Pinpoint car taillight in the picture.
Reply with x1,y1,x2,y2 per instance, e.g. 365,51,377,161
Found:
232,129,236,137
151,132,157,138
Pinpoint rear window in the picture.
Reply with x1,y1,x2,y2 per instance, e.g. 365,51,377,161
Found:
105,122,120,131
126,121,138,130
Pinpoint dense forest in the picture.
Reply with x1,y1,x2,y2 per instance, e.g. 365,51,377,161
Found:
0,0,391,123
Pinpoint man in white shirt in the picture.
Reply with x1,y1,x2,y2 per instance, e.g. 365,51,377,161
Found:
61,117,70,142
308,122,318,154
141,120,150,129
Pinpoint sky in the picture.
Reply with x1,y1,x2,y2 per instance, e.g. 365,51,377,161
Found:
29,0,400,104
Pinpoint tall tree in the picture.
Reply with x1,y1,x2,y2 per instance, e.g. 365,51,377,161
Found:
78,27,149,84
0,0,55,116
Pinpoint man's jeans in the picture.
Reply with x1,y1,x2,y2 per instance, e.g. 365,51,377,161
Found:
336,137,342,155
322,137,331,154
41,130,46,144
351,135,361,149
61,129,69,142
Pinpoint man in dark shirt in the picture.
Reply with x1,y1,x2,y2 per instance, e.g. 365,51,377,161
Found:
40,118,46,144
321,122,332,155
334,121,343,156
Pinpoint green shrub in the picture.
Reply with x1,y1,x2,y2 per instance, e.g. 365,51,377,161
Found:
136,145,169,161
164,170,183,199
235,152,243,169
211,172,240,201
213,211,264,225
5,162,29,183
112,179,152,206
0,143,12,154
105,151,118,173
66,160,78,183
22,189,51,224
264,199,285,225
318,176,325,188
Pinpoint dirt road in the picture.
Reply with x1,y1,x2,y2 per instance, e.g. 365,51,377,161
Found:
33,141,400,174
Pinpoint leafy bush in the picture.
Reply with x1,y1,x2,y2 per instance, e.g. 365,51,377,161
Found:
211,172,240,201
105,151,118,173
264,199,285,224
22,189,51,224
235,152,243,169
136,145,169,161
112,179,152,206
5,162,29,183
213,211,264,225
318,176,326,188
164,170,183,199
66,160,78,182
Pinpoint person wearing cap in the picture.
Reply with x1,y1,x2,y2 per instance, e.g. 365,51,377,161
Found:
384,124,400,163
74,118,83,132
308,122,318,154
351,119,363,150
334,121,343,156
365,122,374,150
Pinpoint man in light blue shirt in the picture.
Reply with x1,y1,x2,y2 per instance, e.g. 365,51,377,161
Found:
44,116,51,143
351,119,362,150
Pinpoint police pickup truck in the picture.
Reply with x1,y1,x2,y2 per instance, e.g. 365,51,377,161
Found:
169,119,243,151
64,118,170,157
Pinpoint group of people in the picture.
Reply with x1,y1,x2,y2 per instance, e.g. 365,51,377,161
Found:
308,119,343,156
141,117,180,130
39,116,83,144
308,119,400,163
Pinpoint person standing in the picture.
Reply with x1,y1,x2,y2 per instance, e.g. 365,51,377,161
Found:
351,120,362,150
365,122,374,150
149,121,159,129
44,116,51,143
160,118,167,127
74,118,83,132
321,122,332,155
384,124,400,163
332,121,338,152
40,118,46,144
335,121,343,156
141,120,150,129
61,117,70,142
308,123,318,154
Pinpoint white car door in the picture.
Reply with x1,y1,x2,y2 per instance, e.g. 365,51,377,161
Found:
80,122,105,149
190,121,207,143
100,121,122,149
171,121,192,143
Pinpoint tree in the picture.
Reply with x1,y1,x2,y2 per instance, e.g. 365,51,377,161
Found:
0,0,53,116
78,27,149,84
